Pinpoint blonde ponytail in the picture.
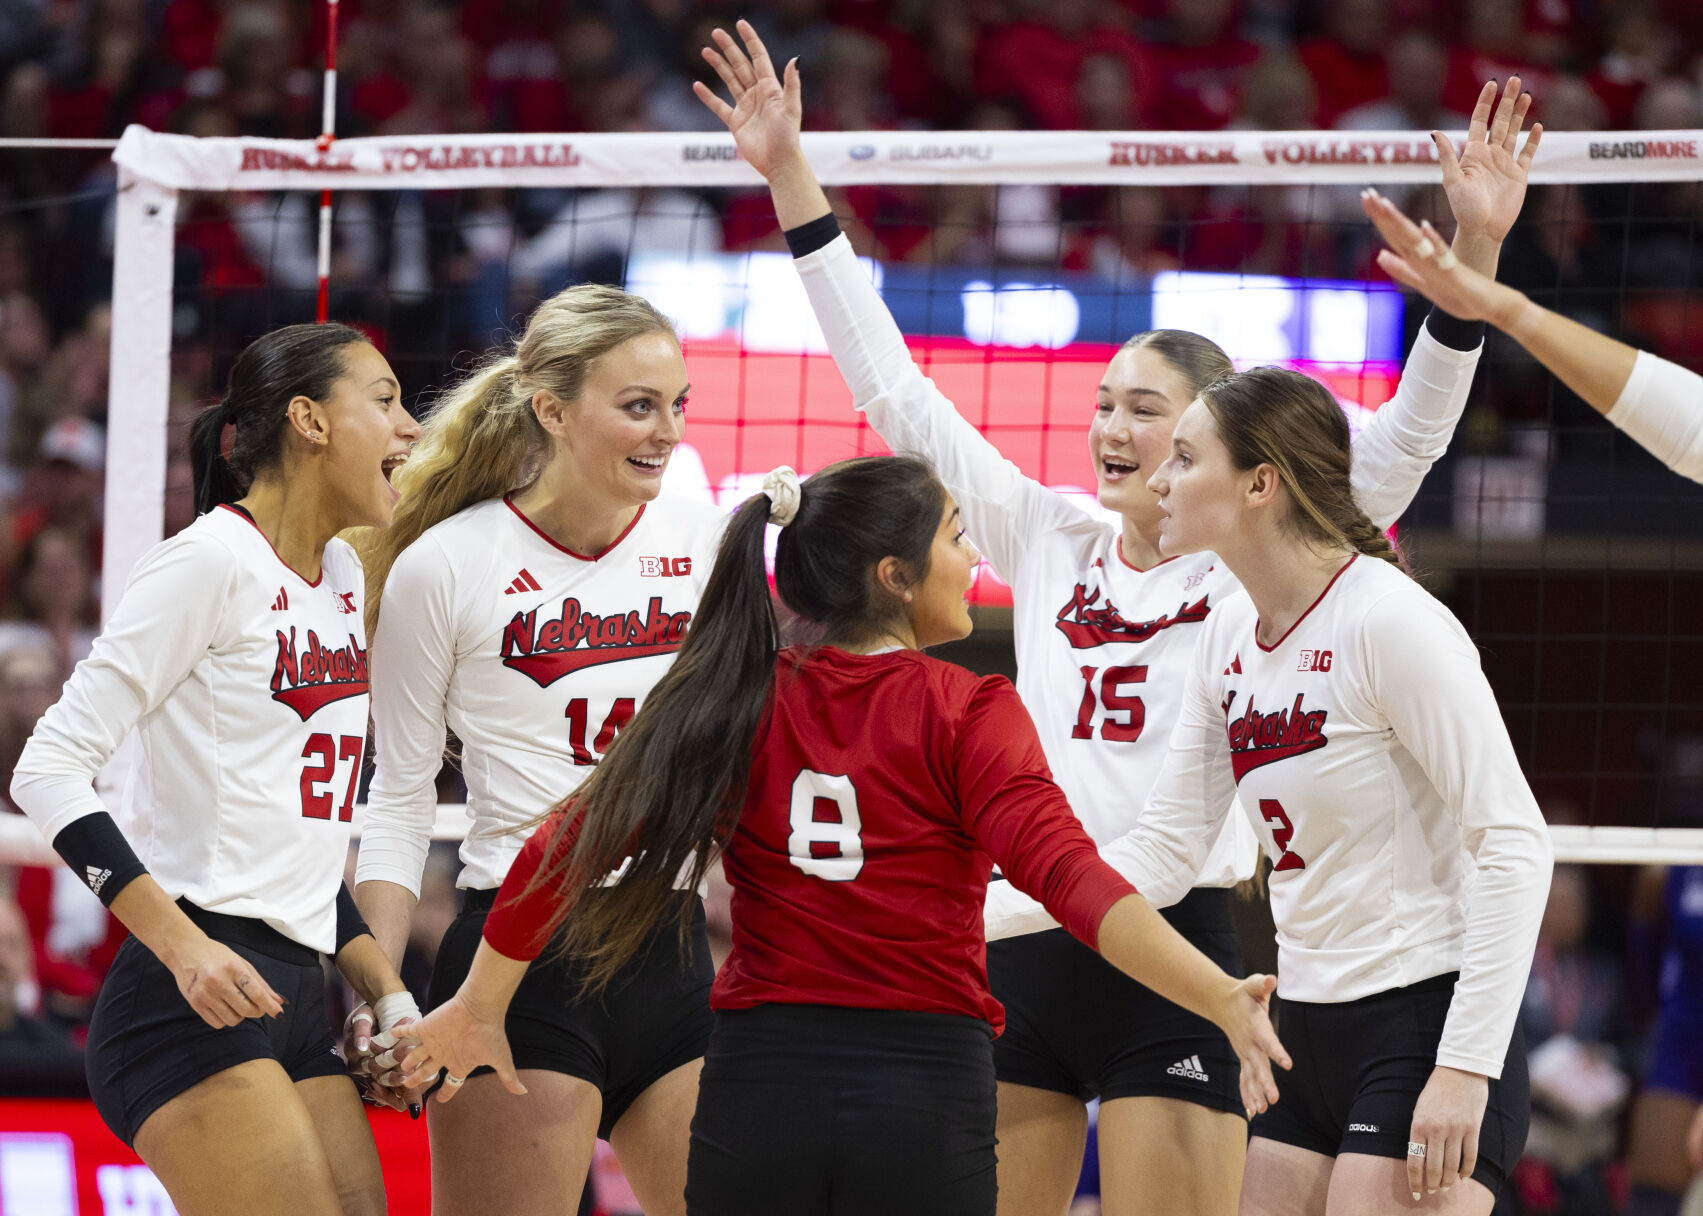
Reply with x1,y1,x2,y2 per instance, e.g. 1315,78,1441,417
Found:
354,282,678,637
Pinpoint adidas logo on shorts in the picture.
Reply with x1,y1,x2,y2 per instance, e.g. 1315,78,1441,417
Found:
1166,1054,1209,1082
1348,1123,1380,1134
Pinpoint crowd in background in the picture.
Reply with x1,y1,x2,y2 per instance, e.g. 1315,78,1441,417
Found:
2,1,1703,1213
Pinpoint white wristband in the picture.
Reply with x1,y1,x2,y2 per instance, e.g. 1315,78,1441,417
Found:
373,991,422,1031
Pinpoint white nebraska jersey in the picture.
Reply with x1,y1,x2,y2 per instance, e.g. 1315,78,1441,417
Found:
1110,557,1553,1076
356,495,722,895
10,506,370,953
1605,350,1703,484
791,233,1482,931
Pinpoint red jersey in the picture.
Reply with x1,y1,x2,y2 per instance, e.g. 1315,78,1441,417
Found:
483,646,1136,1031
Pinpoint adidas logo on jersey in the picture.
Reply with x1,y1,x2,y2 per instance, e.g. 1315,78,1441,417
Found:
271,588,289,611
85,865,112,896
503,568,543,596
1166,1054,1210,1082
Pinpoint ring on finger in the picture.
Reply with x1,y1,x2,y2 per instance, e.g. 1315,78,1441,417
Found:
442,1072,466,1088
1406,1141,1428,1158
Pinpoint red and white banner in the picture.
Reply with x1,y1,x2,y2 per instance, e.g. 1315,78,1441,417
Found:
112,125,1703,193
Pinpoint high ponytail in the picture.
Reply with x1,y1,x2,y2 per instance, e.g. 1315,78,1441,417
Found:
527,491,780,992
189,322,370,515
1199,366,1403,569
527,455,947,992
354,283,677,637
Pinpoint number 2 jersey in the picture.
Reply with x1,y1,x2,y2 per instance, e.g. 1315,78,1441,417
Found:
355,494,724,897
1104,556,1552,1076
483,646,1138,1031
10,505,370,953
788,231,1483,939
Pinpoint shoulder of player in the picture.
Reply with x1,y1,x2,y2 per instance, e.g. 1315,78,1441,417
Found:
629,493,728,546
1342,561,1468,651
393,498,510,580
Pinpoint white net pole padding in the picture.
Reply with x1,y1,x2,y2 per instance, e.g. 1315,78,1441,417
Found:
3,811,1697,868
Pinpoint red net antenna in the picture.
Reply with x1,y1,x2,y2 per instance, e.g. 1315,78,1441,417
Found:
314,0,340,323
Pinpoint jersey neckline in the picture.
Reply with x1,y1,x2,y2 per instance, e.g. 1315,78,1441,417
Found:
215,503,325,587
504,496,647,562
1113,536,1178,574
1254,553,1357,653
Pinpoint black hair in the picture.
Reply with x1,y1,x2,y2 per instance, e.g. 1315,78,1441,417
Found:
187,322,371,515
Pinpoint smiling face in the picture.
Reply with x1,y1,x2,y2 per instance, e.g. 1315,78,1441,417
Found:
313,342,421,530
552,330,688,509
1091,344,1199,531
1146,398,1254,558
904,494,982,648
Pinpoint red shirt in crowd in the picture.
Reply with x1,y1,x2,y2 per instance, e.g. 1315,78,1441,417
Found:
484,646,1136,1032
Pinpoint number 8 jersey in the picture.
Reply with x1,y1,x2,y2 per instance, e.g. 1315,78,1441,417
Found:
12,505,370,953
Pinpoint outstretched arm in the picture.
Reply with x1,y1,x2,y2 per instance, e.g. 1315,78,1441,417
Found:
1364,191,1703,483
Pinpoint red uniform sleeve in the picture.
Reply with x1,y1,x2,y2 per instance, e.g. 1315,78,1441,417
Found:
951,677,1137,948
481,806,581,960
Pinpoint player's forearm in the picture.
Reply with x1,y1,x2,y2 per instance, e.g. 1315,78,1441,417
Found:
765,152,833,232
458,939,531,1025
1094,893,1240,1028
354,879,420,970
108,875,214,974
334,933,411,1007
1450,229,1501,281
1500,294,1640,416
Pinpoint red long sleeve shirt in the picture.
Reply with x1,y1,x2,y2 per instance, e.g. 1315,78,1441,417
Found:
484,646,1136,1032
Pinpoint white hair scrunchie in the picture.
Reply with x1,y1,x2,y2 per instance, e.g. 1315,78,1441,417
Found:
763,465,802,527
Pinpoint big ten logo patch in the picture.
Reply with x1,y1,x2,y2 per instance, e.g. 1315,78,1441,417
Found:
1297,649,1333,672
638,556,692,578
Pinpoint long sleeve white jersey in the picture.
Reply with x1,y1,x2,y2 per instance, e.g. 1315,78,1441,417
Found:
355,495,723,896
1101,556,1553,1075
10,506,371,953
790,233,1483,933
1606,350,1703,484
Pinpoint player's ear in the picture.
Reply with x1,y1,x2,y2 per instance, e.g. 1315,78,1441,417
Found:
1245,462,1281,510
285,394,327,449
873,555,915,603
531,389,571,437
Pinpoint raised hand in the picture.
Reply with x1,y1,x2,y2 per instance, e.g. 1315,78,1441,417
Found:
1361,187,1526,327
1437,77,1543,248
693,19,804,182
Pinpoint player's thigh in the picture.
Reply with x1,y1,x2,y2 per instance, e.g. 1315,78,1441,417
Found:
1098,1095,1245,1216
1324,1153,1493,1216
295,1074,385,1216
1239,1137,1333,1216
427,1069,602,1216
133,1058,344,1216
994,1081,1088,1216
1628,1090,1703,1192
608,1057,701,1216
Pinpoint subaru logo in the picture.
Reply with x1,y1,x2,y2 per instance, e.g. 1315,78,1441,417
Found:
849,144,876,160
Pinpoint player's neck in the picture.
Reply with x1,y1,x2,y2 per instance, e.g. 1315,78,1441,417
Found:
237,480,336,583
1223,534,1355,649
511,471,642,557
1117,522,1165,571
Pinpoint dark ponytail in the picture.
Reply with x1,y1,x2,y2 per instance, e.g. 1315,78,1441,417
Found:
188,322,371,515
1198,366,1403,569
528,455,947,992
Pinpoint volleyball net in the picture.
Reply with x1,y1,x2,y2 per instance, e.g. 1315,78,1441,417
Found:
6,122,1703,864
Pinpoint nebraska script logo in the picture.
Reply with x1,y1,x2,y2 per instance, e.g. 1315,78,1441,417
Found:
1223,692,1328,782
271,629,369,720
501,596,692,687
1054,584,1210,649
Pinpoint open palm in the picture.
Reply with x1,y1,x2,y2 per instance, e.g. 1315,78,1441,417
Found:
1440,76,1544,243
693,21,804,180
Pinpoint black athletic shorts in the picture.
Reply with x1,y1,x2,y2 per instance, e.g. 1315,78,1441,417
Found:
686,1004,998,1216
988,886,1245,1114
85,900,348,1147
1250,971,1530,1197
429,887,713,1141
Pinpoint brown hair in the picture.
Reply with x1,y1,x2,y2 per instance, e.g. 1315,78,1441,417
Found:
354,284,677,637
1120,329,1234,397
1198,366,1401,568
528,456,948,993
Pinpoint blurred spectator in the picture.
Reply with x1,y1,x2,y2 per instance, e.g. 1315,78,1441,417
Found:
1143,0,1262,131
0,522,99,675
1625,866,1703,1216
1338,31,1472,134
8,415,102,575
1587,5,1678,129
0,645,57,806
12,861,123,1037
1444,0,1553,117
6,303,107,470
1513,864,1635,1214
1295,0,1390,127
974,0,1149,132
0,894,85,1096
0,290,51,499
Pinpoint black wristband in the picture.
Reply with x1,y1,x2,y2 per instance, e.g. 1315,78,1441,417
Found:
335,883,372,953
1423,307,1485,352
51,812,148,907
784,212,843,259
